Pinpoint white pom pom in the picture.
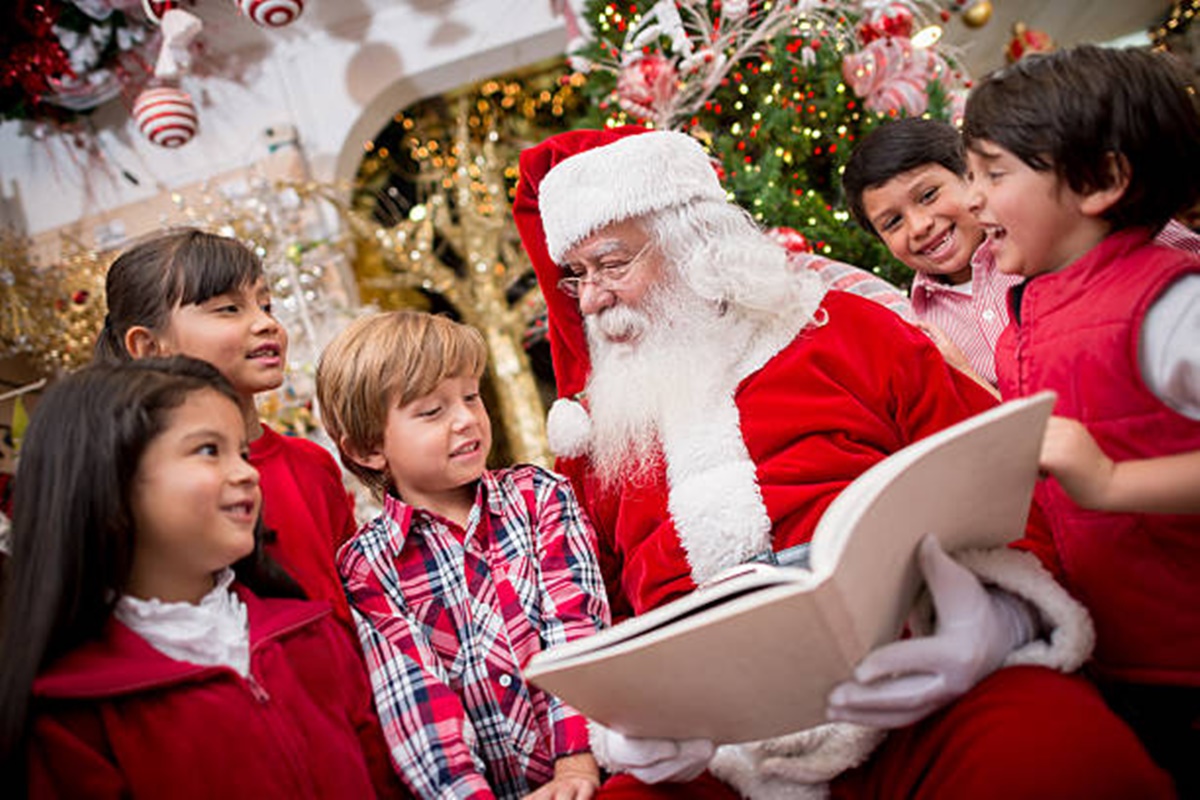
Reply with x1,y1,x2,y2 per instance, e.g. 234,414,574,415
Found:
546,397,591,459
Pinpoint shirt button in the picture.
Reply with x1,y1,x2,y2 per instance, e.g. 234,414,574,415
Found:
982,309,996,321
498,674,513,688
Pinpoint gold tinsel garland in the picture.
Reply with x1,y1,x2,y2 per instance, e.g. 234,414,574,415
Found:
0,229,109,376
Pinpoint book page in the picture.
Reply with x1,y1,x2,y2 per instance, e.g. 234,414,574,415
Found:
526,576,848,743
523,392,1055,744
810,391,1056,662
526,563,816,668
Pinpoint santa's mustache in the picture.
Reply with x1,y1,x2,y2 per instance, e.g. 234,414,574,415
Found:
585,303,651,345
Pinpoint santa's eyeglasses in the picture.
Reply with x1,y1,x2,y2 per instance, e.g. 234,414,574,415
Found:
556,242,653,299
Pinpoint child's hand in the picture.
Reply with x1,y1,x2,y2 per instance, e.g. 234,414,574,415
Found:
522,753,600,800
915,321,1000,399
915,321,972,375
1040,416,1115,510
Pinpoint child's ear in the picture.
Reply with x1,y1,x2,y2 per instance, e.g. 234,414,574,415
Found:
124,326,165,359
341,436,387,472
1079,152,1131,218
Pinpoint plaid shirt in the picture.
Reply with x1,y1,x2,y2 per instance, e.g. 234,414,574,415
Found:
339,465,609,800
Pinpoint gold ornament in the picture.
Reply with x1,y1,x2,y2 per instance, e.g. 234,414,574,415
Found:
0,230,109,377
962,0,994,28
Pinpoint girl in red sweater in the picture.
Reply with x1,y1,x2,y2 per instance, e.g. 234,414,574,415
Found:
0,357,405,798
94,228,356,629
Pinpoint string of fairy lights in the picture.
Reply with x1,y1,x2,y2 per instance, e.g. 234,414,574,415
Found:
1150,0,1198,50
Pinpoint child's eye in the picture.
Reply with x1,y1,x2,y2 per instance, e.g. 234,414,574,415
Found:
197,443,219,456
919,187,938,203
879,215,901,233
216,304,239,314
260,302,273,315
464,392,480,403
416,406,441,418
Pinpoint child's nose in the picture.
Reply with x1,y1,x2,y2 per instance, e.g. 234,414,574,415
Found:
251,306,280,332
911,208,934,235
451,404,473,427
965,178,986,215
232,458,261,486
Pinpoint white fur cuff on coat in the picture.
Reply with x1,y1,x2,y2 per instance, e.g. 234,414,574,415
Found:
913,547,1095,673
709,722,886,800
546,397,592,459
588,719,617,771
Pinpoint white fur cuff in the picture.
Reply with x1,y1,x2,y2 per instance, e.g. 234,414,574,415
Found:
709,723,886,800
909,547,1095,673
955,547,1095,672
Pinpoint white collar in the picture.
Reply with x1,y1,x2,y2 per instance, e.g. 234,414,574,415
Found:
115,568,250,676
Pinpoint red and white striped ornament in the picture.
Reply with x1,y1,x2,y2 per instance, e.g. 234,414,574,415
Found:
142,0,178,25
132,86,198,148
235,0,304,28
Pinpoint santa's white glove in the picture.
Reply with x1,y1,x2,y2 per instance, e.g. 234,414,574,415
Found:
826,535,1036,729
592,726,714,784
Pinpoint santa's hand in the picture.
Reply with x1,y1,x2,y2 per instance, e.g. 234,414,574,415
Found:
591,726,714,784
826,535,1035,729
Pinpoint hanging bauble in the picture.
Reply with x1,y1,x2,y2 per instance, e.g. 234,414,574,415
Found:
142,0,178,25
235,0,305,28
767,226,813,255
1005,22,1055,63
615,54,679,120
857,3,915,45
962,0,994,28
132,86,198,147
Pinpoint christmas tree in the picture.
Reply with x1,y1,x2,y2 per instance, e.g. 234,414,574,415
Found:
568,0,972,288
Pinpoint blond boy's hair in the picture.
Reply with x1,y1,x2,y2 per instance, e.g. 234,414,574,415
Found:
315,310,488,495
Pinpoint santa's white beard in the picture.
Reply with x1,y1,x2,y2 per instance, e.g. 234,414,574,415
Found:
584,279,747,489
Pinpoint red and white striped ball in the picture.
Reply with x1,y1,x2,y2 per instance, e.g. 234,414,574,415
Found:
141,0,178,25
236,0,304,28
132,87,198,148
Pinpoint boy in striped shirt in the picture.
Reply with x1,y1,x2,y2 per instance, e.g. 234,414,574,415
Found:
843,117,1198,391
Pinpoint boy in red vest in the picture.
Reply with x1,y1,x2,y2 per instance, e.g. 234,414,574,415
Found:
963,44,1200,795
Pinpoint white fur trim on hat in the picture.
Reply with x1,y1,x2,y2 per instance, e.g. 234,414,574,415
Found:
546,397,592,459
539,131,727,262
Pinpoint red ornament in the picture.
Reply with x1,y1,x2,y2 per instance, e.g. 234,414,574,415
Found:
142,0,179,25
767,226,813,254
1005,22,1054,63
2,40,74,101
615,54,679,120
72,290,90,305
133,86,198,148
235,0,305,28
857,3,914,45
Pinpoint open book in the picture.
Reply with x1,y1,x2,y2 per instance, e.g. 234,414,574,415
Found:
524,391,1056,744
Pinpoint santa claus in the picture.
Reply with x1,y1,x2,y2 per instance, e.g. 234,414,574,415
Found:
513,127,1171,798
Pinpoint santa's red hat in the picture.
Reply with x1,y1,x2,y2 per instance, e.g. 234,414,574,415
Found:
514,126,724,457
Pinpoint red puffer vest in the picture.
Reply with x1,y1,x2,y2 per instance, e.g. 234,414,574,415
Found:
996,228,1200,686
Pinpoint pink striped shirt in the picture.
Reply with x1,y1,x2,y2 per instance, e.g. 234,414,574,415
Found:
911,220,1200,386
